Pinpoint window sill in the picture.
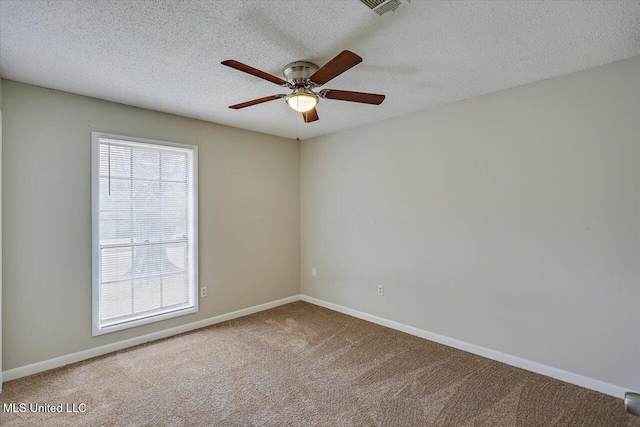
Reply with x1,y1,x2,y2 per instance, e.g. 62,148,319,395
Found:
92,305,198,337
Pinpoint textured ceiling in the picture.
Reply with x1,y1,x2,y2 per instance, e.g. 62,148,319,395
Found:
1,1,639,140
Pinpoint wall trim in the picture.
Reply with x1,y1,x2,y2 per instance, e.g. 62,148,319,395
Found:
4,293,631,399
300,294,629,399
2,295,301,382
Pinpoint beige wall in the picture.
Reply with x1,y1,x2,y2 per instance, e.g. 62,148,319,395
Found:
1,80,300,370
0,77,3,386
301,57,640,391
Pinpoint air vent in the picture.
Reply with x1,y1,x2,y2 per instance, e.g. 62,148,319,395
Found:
360,0,387,9
359,0,408,16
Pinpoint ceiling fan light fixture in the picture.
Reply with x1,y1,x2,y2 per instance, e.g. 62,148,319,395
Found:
222,50,384,123
286,89,318,113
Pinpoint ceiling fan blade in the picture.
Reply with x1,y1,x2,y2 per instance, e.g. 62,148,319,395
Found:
221,60,288,86
322,89,385,105
309,50,362,85
229,95,284,109
302,107,319,123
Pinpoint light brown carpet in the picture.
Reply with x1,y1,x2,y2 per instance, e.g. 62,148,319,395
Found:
0,301,637,426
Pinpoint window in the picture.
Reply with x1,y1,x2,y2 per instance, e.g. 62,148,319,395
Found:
91,132,198,336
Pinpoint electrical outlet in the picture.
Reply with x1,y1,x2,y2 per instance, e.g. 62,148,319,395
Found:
311,267,317,277
200,287,207,298
377,285,384,296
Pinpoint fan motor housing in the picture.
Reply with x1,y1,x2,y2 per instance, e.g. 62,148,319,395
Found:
283,61,319,86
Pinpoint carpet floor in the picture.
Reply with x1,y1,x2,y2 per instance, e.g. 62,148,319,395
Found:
0,301,637,426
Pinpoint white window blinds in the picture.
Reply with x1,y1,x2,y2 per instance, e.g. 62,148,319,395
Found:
92,133,198,335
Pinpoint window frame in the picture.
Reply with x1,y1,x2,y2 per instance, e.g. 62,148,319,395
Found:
91,131,199,336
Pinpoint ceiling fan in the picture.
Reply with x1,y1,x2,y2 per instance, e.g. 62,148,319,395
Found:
221,50,385,123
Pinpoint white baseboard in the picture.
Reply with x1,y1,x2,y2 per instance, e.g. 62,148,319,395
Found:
300,294,629,399
2,295,301,383
3,293,631,399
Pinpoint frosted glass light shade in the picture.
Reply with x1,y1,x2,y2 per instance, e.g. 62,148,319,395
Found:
286,93,318,112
